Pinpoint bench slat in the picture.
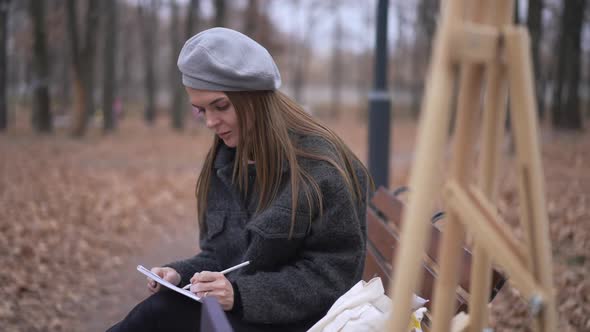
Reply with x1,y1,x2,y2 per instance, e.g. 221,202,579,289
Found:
367,205,440,302
366,208,398,264
364,242,392,285
371,187,404,228
372,188,447,267
364,186,507,315
371,188,478,295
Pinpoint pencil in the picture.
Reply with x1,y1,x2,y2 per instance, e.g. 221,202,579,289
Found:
182,261,250,290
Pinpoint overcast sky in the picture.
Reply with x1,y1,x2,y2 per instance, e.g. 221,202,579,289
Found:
174,0,404,55
172,0,540,55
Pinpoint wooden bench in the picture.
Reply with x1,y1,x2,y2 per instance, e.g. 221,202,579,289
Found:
199,186,507,331
363,186,506,316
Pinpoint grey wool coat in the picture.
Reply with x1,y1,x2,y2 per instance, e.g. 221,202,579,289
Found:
166,135,368,331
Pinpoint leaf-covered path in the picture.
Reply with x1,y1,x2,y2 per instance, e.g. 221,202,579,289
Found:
1,117,588,331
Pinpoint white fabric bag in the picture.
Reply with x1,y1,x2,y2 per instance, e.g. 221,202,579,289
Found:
307,277,428,332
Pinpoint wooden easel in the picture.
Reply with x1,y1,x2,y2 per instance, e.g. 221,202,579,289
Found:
386,1,556,331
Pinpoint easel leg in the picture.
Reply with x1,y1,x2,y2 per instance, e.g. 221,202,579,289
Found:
430,1,500,330
386,1,463,331
431,63,484,332
468,62,508,332
504,26,557,332
457,2,513,330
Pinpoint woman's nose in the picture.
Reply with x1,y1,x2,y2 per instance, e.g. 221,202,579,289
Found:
205,114,219,129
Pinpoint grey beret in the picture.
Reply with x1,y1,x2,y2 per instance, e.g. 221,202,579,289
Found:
178,27,282,91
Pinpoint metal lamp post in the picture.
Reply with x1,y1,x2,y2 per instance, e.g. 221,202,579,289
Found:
368,0,391,188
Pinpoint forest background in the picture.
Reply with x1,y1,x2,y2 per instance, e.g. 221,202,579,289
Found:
0,0,589,331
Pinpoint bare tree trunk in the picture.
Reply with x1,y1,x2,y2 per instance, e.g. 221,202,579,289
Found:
330,0,342,119
102,0,117,133
254,0,275,51
66,0,101,137
410,7,422,120
0,0,10,131
393,3,405,90
356,2,373,119
562,0,585,129
527,0,544,119
552,0,586,130
72,76,86,133
61,33,71,113
411,0,438,119
551,2,567,127
214,0,226,27
244,0,258,38
587,48,590,118
504,0,521,133
291,0,305,104
292,0,320,105
81,1,100,126
170,0,184,130
29,0,52,132
176,0,201,111
119,4,132,111
185,0,200,38
138,0,159,125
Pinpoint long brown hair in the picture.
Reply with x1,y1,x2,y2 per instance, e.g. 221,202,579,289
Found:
195,90,373,236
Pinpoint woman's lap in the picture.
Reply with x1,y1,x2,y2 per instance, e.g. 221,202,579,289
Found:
106,290,313,332
106,289,201,332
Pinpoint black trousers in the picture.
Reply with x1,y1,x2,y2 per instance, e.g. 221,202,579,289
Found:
107,289,202,332
107,289,314,332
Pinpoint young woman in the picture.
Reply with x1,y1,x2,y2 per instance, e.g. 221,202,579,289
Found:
108,27,372,332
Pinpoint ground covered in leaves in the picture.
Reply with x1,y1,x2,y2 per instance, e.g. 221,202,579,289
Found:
0,115,588,331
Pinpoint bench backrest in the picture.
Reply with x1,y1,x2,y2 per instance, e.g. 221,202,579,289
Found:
363,187,506,313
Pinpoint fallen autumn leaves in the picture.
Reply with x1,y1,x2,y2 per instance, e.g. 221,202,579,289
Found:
0,118,588,331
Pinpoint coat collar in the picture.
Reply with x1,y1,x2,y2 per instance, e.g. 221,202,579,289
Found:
213,142,236,170
212,141,290,175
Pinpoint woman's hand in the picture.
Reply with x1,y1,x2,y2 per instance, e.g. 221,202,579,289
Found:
147,267,181,293
190,271,234,311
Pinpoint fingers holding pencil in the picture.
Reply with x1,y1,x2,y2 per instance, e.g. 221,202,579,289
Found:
188,271,235,311
183,261,250,290
182,261,250,311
